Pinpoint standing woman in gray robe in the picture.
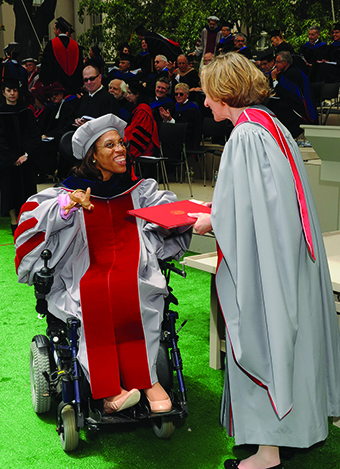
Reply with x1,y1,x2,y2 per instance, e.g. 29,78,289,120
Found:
189,53,340,469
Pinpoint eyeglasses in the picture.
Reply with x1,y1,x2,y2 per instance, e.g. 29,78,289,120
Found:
175,92,185,96
154,60,161,64
83,74,100,83
96,141,126,150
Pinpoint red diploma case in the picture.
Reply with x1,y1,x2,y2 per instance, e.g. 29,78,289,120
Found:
127,199,211,229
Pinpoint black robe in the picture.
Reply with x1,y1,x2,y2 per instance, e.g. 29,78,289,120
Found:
40,36,83,95
0,104,40,216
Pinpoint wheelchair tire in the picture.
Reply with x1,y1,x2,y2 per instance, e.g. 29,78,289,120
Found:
156,341,173,394
59,405,79,452
30,340,51,414
152,417,175,439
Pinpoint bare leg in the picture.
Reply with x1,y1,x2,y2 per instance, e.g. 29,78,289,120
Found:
9,208,17,225
238,446,280,469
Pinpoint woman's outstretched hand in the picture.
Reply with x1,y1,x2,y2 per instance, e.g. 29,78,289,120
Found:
63,187,94,214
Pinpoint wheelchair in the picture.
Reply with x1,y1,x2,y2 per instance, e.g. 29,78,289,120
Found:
29,249,188,452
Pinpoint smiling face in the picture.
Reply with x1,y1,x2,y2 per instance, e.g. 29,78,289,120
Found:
2,87,19,105
83,66,102,94
204,94,231,121
155,81,168,98
333,29,340,42
109,79,123,99
93,130,127,180
175,88,189,104
221,26,231,38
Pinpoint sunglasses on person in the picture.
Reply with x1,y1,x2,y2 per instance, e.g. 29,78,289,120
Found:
175,92,185,96
83,74,100,83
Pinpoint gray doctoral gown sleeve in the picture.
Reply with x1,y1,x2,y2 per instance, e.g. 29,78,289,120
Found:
211,115,340,447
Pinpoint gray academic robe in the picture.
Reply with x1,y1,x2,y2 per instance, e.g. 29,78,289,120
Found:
15,179,191,399
213,105,340,447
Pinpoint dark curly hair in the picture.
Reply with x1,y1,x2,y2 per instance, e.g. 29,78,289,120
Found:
72,138,133,181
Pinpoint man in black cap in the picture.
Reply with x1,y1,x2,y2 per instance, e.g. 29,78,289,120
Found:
40,17,83,95
1,43,28,99
22,58,40,91
258,48,276,87
108,53,136,81
191,16,222,65
216,22,234,54
270,30,295,56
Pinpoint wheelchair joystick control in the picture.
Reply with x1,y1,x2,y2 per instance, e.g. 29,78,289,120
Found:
34,249,54,316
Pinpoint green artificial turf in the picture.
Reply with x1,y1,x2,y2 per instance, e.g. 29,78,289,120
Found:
1,215,340,469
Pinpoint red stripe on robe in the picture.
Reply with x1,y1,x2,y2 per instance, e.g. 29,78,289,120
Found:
80,195,151,399
15,231,46,273
51,37,79,76
237,108,315,260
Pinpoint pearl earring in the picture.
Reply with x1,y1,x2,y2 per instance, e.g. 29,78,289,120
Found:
92,159,96,163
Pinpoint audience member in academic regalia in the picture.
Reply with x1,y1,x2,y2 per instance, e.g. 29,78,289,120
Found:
270,30,295,56
216,22,234,54
22,58,40,91
37,82,74,180
108,53,136,82
86,45,105,75
299,25,327,66
311,23,340,84
233,33,252,60
191,16,222,66
171,54,200,95
135,39,153,79
267,51,317,138
40,16,83,95
258,48,276,88
159,82,202,150
29,83,50,133
1,43,28,100
108,78,134,122
125,79,159,159
0,77,40,234
149,78,175,129
69,60,121,129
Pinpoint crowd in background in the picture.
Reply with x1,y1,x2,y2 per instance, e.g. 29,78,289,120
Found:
1,14,340,234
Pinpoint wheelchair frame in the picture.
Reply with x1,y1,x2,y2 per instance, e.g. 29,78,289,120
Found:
30,250,188,451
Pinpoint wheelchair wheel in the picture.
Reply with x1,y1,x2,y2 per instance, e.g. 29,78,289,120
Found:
156,341,173,394
30,340,51,413
152,416,175,439
59,405,79,452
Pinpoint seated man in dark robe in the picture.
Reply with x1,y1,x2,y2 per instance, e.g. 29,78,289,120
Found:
233,33,252,60
69,60,121,129
108,78,134,122
267,51,317,138
149,77,175,128
107,53,136,82
159,82,202,150
259,48,276,88
171,54,200,93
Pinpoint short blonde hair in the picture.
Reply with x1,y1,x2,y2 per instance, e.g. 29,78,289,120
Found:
175,82,189,94
201,52,271,108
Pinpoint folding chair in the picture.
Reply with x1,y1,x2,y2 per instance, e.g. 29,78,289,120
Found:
135,155,170,190
321,82,340,125
158,122,193,197
188,117,233,187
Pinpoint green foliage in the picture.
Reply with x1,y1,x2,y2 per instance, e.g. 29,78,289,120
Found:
77,0,340,59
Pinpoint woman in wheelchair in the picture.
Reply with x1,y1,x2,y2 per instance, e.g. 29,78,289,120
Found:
15,113,191,414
